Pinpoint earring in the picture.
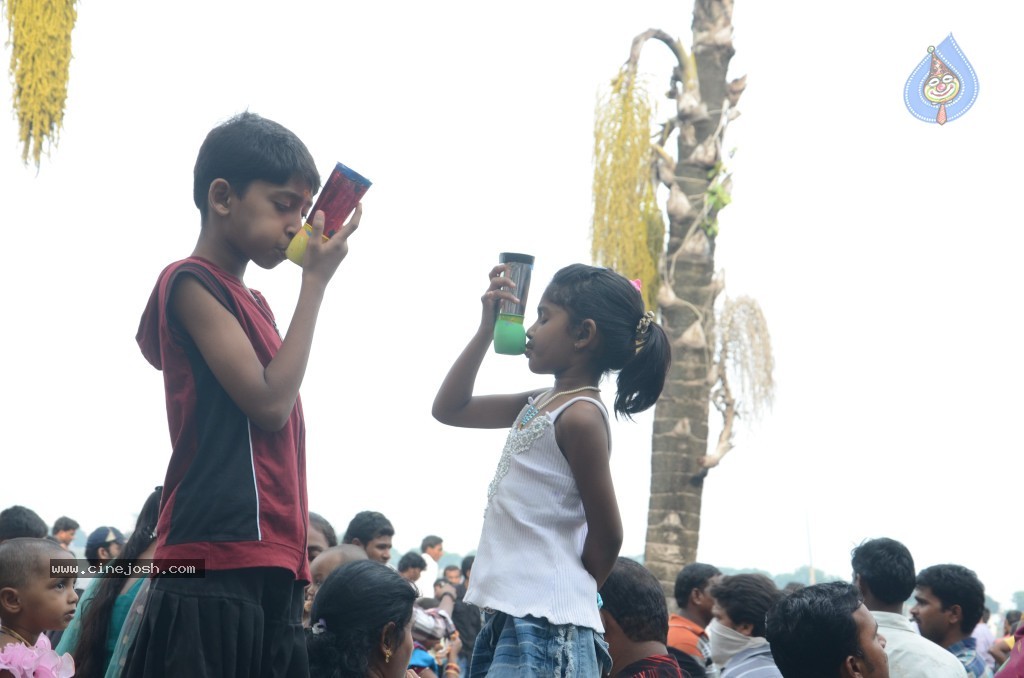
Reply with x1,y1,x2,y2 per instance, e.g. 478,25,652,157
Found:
384,647,392,664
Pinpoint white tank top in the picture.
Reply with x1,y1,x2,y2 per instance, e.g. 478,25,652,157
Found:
464,395,610,631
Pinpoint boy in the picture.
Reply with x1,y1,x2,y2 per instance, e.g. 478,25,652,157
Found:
127,112,360,677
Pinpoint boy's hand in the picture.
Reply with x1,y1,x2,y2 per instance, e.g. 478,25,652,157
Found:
480,263,519,330
302,204,361,284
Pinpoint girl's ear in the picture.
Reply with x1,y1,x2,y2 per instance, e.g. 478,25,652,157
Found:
575,318,598,351
208,179,233,217
378,621,397,660
0,587,22,615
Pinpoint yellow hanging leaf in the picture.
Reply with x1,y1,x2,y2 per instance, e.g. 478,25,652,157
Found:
3,0,78,166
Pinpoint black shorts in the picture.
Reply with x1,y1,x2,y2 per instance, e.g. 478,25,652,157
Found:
121,567,307,678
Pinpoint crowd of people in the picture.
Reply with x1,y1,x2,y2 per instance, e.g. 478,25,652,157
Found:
2,112,1021,678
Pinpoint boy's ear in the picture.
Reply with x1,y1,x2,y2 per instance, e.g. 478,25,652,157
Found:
574,319,598,351
0,587,22,615
208,178,233,217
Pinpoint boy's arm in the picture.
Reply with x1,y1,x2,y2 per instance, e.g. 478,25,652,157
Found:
556,403,623,588
171,210,356,432
432,264,541,429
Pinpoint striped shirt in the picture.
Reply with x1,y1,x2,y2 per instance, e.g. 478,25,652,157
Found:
948,638,993,678
721,645,782,678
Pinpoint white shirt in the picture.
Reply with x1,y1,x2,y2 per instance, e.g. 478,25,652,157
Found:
872,611,968,678
466,396,609,631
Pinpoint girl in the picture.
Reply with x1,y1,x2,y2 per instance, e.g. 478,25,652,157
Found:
57,487,162,678
432,262,671,676
306,560,421,678
0,538,78,677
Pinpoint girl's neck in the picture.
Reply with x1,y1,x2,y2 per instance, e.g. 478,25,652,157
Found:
0,622,39,647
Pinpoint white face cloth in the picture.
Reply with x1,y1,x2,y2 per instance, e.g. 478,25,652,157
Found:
707,618,769,667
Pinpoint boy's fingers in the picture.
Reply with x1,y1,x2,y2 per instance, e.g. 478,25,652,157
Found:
308,210,326,239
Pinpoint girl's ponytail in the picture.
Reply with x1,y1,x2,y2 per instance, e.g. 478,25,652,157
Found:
615,313,671,418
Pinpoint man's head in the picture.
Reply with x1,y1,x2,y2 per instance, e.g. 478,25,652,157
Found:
341,511,394,564
421,535,443,563
85,526,125,567
851,538,916,612
193,112,320,224
911,564,986,648
51,517,79,549
307,512,338,564
710,573,782,638
767,582,889,678
674,562,721,626
1005,610,1022,635
398,552,427,583
462,555,475,588
0,506,48,544
599,558,670,669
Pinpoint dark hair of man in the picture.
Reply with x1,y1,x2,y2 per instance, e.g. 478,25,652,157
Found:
52,516,80,534
674,562,722,610
398,552,427,572
766,581,865,678
421,535,442,552
307,560,417,678
444,565,460,575
1006,610,1022,629
545,264,672,418
310,512,338,548
342,511,394,545
916,564,986,634
0,538,65,589
192,111,320,221
600,557,669,643
710,573,782,638
74,487,162,678
0,506,48,543
851,537,916,605
461,554,475,578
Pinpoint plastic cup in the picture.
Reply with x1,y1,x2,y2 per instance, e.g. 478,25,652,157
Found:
286,162,372,266
493,253,534,355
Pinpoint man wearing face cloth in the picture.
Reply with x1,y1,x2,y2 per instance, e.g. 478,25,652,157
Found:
707,574,784,677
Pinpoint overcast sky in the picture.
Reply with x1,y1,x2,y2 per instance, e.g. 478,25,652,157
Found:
3,0,1022,606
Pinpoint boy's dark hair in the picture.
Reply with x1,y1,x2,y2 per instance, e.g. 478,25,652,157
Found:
342,511,394,545
193,111,320,221
421,535,443,552
766,581,866,678
444,565,461,575
0,537,65,589
398,552,427,572
307,560,416,678
309,512,338,548
546,264,671,418
0,506,48,543
916,564,986,634
710,573,782,638
600,557,669,643
461,554,475,578
52,516,79,534
674,562,721,610
851,537,916,605
75,487,162,678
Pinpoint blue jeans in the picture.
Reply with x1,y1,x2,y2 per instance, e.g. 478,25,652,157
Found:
470,611,611,677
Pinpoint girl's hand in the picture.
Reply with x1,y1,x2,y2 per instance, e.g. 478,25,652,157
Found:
480,264,520,330
302,205,361,286
447,633,463,663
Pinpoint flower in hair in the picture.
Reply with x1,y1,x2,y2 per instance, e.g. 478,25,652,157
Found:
311,619,327,635
630,279,643,293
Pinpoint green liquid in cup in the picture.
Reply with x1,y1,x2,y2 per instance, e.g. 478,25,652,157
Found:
494,313,526,355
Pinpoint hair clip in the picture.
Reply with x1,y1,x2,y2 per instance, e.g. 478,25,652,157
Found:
311,619,327,635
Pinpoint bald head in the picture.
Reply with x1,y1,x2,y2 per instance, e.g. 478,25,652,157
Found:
0,537,69,589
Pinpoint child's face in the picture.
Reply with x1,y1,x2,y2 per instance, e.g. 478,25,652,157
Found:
227,176,314,270
20,552,78,632
304,551,345,614
524,293,576,374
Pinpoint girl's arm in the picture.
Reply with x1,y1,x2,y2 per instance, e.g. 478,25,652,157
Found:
556,402,623,588
432,265,542,429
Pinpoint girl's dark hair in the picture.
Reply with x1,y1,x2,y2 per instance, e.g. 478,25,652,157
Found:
72,487,162,678
307,560,417,678
546,264,671,418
